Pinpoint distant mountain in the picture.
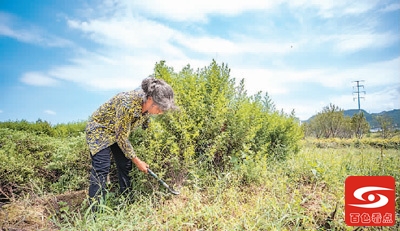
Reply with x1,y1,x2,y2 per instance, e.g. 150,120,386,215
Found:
343,109,375,126
343,109,400,128
305,109,400,129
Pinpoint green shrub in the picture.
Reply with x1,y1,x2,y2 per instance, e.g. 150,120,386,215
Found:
0,120,86,138
0,119,54,136
132,60,303,185
0,128,89,199
53,122,87,138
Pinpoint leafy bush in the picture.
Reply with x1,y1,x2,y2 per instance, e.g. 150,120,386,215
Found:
0,119,54,136
0,120,86,138
0,128,90,199
52,122,87,138
132,60,303,184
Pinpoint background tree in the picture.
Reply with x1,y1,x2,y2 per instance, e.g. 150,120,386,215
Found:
351,112,370,139
305,104,367,139
307,104,347,138
339,116,353,139
374,115,393,139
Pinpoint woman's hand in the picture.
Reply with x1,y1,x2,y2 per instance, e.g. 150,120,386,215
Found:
132,157,149,174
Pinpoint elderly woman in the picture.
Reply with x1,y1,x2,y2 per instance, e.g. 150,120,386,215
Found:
85,77,177,199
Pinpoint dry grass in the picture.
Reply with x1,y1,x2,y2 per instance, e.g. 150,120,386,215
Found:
0,190,86,231
1,143,399,230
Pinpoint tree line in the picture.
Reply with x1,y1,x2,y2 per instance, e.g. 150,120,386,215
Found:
0,119,86,138
303,103,396,139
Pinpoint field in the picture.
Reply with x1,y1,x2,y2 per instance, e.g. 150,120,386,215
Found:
1,54,399,231
1,136,399,230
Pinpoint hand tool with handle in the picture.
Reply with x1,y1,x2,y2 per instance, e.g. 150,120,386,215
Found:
147,168,180,195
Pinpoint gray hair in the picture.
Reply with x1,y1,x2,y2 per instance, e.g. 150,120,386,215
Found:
141,77,178,111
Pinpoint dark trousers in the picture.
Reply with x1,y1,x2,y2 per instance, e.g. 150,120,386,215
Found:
88,143,132,199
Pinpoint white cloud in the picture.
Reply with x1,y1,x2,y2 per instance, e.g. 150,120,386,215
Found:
330,85,400,114
63,0,398,63
67,15,298,62
46,50,156,90
44,110,56,115
288,0,380,18
68,18,169,48
320,57,400,88
241,56,399,93
368,87,400,110
279,101,329,120
229,56,400,119
123,0,381,22
20,72,59,87
232,67,325,96
330,32,398,53
125,0,279,22
380,3,400,12
0,12,73,47
177,35,297,55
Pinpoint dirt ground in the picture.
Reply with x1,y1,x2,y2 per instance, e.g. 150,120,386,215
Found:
0,190,86,231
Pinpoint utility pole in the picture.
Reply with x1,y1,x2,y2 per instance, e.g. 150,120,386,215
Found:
352,80,366,112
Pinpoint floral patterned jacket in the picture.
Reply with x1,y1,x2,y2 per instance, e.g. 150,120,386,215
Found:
85,90,149,159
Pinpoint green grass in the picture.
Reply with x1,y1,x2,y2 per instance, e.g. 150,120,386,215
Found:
51,143,399,231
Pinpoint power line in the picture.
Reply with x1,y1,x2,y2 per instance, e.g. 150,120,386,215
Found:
352,80,366,112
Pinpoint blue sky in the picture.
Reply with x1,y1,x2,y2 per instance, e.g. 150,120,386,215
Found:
1,0,399,124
